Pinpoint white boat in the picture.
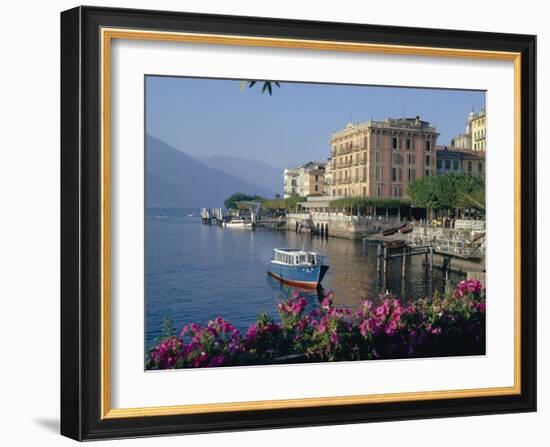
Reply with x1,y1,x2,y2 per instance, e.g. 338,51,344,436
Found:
223,218,253,228
267,248,329,288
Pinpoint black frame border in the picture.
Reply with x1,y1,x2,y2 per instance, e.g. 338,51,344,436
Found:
60,5,536,441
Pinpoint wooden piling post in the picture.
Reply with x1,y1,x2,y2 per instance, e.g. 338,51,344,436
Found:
401,247,407,278
377,244,382,275
383,247,388,279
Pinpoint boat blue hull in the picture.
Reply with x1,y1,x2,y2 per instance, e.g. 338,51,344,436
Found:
267,262,329,288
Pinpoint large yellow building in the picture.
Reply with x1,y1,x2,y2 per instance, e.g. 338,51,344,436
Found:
450,108,486,152
329,117,438,198
470,109,486,151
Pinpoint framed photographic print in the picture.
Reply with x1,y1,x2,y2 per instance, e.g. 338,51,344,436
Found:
60,6,536,441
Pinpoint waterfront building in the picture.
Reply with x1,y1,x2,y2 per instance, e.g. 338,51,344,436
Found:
449,108,486,152
450,132,472,150
324,157,333,196
283,168,299,198
470,109,486,151
330,117,438,199
436,146,485,176
283,162,326,198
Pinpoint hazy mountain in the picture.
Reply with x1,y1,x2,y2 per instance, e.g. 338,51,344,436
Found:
196,155,283,196
146,135,275,208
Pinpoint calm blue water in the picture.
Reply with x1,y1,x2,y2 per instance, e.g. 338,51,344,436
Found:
145,208,462,348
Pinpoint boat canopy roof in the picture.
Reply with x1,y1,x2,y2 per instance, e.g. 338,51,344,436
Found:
273,248,321,255
272,248,325,265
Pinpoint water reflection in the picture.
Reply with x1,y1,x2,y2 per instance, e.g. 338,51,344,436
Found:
145,210,463,346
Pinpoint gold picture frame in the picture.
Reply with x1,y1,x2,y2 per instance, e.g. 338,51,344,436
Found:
61,6,536,441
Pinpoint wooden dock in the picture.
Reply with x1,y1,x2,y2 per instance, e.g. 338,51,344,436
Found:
376,243,434,279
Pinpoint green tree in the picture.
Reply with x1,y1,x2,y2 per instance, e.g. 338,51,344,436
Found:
407,174,485,216
284,193,305,212
223,192,265,210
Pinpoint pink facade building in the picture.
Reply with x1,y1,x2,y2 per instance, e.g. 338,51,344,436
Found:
328,117,439,198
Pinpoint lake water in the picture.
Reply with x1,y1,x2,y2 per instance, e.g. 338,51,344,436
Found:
146,208,463,348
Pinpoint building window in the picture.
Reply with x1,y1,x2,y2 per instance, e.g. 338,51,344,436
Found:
376,185,381,197
392,137,398,149
315,175,318,181
315,185,318,192
406,138,412,150
392,153,403,165
426,140,431,151
468,161,473,173
424,169,430,177
479,162,483,173
392,167,402,182
362,186,366,196
445,160,451,169
453,160,459,170
425,155,430,166
375,166,381,181
437,159,442,169
375,151,381,163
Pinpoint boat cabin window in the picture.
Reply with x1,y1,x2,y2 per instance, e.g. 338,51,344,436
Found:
274,250,320,265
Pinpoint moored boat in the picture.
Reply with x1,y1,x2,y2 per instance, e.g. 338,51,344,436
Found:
267,248,329,288
223,218,253,228
398,225,413,234
381,227,398,236
384,240,407,249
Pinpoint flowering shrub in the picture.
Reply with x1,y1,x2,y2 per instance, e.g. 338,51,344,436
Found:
146,279,486,369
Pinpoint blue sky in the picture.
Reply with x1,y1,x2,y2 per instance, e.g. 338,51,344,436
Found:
146,76,485,168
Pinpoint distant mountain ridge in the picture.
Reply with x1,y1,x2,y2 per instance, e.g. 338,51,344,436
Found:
146,135,274,208
196,154,282,197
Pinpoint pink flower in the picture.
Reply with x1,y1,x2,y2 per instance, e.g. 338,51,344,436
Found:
385,320,398,336
318,317,328,334
359,319,369,337
321,296,332,311
245,324,258,342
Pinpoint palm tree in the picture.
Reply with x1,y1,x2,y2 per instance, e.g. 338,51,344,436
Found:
240,80,281,95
